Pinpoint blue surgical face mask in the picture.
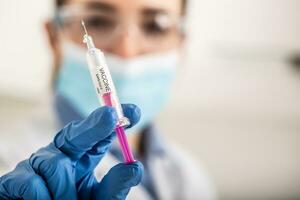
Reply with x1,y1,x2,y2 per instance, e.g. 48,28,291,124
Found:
55,42,178,132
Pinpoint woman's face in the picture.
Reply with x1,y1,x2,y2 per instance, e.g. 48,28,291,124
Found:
53,0,184,58
46,0,184,128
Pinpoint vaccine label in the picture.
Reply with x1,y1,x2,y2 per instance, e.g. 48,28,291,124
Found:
87,50,114,97
94,65,112,94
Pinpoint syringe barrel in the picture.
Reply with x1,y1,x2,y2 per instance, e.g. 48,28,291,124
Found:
86,48,130,127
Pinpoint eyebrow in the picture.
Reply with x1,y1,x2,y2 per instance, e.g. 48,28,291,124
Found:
84,1,116,13
82,2,171,17
142,8,169,16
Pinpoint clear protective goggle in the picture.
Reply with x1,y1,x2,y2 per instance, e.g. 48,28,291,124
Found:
54,4,185,50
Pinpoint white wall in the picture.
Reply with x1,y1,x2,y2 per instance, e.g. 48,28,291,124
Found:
0,0,300,199
0,0,52,98
157,0,300,199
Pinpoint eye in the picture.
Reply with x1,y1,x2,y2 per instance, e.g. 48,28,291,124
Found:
142,20,171,36
84,16,116,32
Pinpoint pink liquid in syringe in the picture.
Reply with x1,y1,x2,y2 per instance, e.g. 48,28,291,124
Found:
102,92,135,163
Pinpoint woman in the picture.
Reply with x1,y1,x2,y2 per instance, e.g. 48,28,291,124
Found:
0,0,216,199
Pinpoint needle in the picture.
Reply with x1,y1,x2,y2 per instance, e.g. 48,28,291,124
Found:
81,20,88,35
81,20,95,49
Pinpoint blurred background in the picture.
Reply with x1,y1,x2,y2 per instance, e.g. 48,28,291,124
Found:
0,0,299,199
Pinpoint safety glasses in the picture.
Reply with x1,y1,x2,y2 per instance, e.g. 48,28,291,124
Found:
55,4,185,50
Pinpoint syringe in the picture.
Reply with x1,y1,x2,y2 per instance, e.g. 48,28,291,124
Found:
81,21,135,163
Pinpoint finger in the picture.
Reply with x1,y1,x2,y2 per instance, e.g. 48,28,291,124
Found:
75,104,141,180
54,106,118,161
0,160,51,200
29,144,77,200
121,104,141,129
94,161,143,200
85,104,141,158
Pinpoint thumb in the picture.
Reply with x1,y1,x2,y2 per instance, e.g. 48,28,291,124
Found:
94,162,143,200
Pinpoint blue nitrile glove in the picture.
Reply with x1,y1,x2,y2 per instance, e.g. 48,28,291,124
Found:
0,104,143,200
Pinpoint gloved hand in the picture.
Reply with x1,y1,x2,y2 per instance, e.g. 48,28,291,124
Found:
0,104,143,200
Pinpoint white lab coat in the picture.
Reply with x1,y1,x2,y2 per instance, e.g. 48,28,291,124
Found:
0,99,217,200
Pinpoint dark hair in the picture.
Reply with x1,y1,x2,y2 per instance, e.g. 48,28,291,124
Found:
55,0,188,15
